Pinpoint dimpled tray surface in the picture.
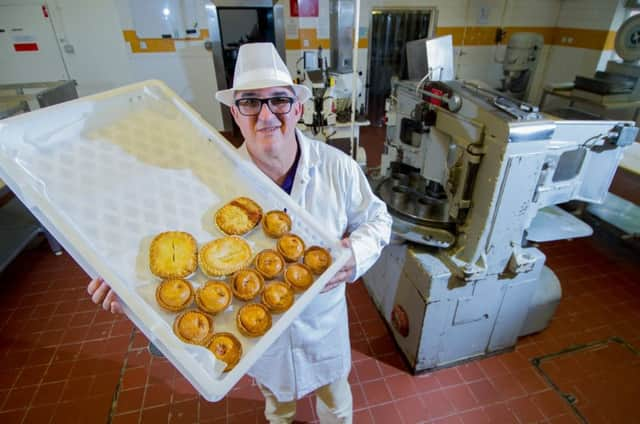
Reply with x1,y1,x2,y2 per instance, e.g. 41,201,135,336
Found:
0,80,350,401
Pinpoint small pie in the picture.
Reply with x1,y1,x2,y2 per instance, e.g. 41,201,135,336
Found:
149,231,197,278
215,197,263,235
231,269,264,301
155,279,194,312
236,303,272,337
208,332,243,372
277,234,305,262
284,263,314,292
254,249,285,279
262,281,294,313
303,246,333,275
199,236,252,277
196,281,232,314
262,210,292,238
173,310,213,345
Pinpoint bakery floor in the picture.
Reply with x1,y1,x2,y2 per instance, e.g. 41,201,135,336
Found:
0,225,638,424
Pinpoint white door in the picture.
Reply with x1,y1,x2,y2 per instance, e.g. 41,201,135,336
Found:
0,3,69,84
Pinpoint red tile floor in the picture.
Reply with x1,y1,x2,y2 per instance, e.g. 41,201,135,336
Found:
0,229,638,424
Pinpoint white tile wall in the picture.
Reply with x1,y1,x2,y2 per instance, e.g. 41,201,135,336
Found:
465,0,507,27
456,45,499,66
504,0,561,27
47,0,134,96
128,48,224,130
541,46,602,86
298,17,319,29
555,0,619,30
527,45,553,104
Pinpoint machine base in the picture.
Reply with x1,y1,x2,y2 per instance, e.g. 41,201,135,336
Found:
363,244,556,373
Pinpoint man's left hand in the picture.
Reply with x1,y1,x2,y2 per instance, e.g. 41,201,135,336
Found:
321,238,355,293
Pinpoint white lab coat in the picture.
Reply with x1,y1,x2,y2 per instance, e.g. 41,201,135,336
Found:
237,129,392,401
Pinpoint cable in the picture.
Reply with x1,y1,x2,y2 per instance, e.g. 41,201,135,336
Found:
415,69,435,95
295,56,305,80
581,133,604,148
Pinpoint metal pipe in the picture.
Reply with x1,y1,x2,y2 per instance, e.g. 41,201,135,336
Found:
395,81,458,107
350,0,361,160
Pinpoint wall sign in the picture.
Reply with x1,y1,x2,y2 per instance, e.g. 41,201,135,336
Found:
12,35,38,52
290,0,319,17
14,43,39,52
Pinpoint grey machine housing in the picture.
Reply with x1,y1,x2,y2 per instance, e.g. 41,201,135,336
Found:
365,79,636,372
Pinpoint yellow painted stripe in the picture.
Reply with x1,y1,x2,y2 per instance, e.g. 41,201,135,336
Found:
286,39,367,49
604,30,616,50
285,27,368,49
172,24,609,53
123,30,175,53
552,27,611,50
435,26,502,46
285,39,301,49
463,27,498,46
286,28,330,49
123,29,210,54
504,27,555,45
434,27,466,45
435,25,613,51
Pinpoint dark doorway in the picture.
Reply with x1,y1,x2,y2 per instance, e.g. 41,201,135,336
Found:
216,7,276,135
217,8,276,90
366,9,433,127
208,1,285,132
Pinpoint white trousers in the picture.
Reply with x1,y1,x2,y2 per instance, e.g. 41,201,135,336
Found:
257,376,353,424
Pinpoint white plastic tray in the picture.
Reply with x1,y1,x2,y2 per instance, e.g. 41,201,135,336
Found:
0,80,350,401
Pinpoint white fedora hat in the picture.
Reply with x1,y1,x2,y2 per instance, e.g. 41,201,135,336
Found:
215,43,311,107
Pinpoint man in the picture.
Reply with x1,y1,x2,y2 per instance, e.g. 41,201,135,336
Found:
88,43,392,423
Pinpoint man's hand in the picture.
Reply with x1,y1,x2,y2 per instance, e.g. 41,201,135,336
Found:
87,277,124,314
321,238,355,293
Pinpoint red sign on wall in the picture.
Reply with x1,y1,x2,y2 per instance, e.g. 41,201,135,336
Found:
290,0,319,17
14,43,39,52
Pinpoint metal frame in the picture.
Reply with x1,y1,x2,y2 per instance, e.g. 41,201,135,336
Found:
0,80,77,118
364,6,438,114
330,0,355,72
206,0,285,131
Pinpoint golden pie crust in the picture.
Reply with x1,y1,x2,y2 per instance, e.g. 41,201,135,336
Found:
303,246,333,275
156,279,194,312
284,263,314,292
231,269,264,301
149,231,198,279
236,303,272,337
173,310,213,345
208,332,243,372
261,281,294,313
215,197,263,235
196,281,232,314
276,233,305,262
199,236,252,277
262,210,292,238
254,249,285,279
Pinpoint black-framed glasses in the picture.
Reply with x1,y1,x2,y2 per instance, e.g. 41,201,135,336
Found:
234,97,295,116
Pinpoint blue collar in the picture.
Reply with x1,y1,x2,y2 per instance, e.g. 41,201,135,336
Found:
280,139,301,195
